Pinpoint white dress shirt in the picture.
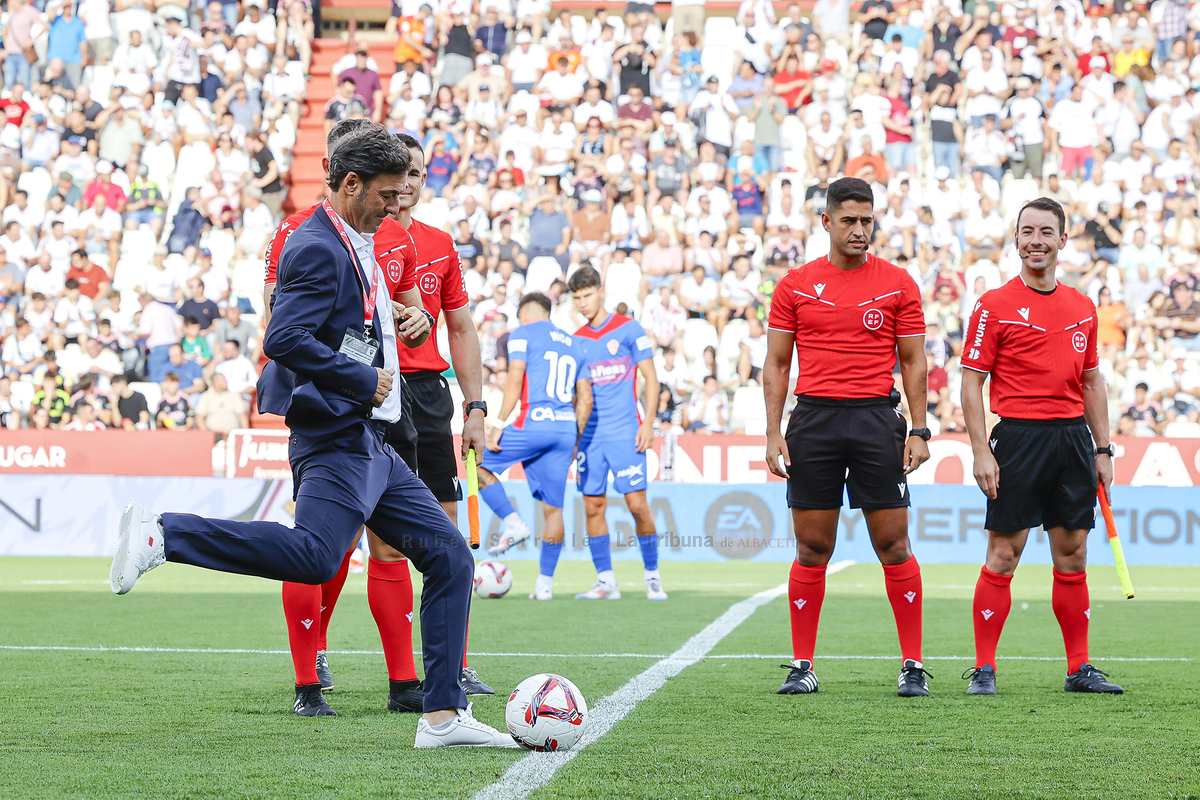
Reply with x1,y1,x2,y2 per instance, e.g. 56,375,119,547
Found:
343,216,401,424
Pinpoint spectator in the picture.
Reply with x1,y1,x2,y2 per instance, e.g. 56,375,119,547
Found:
110,372,150,429
32,373,72,427
63,399,106,430
137,292,182,382
155,372,194,429
196,371,248,433
213,339,256,398
683,374,729,433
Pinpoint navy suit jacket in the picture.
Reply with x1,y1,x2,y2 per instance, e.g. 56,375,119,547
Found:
257,204,384,437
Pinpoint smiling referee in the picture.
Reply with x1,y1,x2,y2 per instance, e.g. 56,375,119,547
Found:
764,177,932,698
960,197,1123,696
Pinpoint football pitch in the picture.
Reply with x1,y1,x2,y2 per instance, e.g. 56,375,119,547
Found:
2,557,1198,800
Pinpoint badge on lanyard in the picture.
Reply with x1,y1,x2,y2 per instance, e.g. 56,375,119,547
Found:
339,327,380,366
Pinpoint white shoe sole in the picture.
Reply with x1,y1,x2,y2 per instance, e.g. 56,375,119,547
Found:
487,532,530,556
529,593,553,600
110,501,135,594
647,594,669,601
575,591,622,600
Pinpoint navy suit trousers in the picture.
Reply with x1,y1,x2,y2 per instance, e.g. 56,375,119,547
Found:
161,420,472,712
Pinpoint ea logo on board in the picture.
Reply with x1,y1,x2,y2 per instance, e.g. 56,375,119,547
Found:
1072,330,1087,353
420,273,439,293
707,491,774,560
863,308,884,330
385,260,402,283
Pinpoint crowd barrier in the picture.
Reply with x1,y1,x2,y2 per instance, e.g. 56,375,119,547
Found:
1,476,1195,565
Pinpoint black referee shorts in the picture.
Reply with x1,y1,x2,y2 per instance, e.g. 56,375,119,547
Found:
986,417,1097,533
784,393,910,511
384,370,463,503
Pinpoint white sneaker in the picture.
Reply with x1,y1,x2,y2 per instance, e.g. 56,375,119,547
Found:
487,514,532,555
575,582,621,600
529,587,553,600
110,501,166,595
413,703,519,749
645,577,668,600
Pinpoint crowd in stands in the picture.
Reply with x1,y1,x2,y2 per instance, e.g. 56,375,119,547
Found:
4,0,1200,440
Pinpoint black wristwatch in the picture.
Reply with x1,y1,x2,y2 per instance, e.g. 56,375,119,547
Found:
909,427,932,441
420,309,435,328
1096,444,1115,457
464,400,487,420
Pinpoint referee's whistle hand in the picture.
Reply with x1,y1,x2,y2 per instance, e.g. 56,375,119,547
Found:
973,450,1001,500
373,368,394,407
902,438,930,475
766,433,790,479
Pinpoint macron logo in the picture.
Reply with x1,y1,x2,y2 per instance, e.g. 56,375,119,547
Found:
406,612,414,623
989,438,999,452
1084,609,1091,620
898,483,907,498
904,591,917,603
301,619,314,629
814,283,826,297
1017,307,1030,321
981,609,994,620
793,598,807,611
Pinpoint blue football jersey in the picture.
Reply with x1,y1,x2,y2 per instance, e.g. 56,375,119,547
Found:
574,314,654,442
508,319,587,431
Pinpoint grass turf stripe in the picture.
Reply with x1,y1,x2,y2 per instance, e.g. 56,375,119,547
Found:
470,560,856,800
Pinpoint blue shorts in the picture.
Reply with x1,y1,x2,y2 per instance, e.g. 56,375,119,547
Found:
576,436,648,496
479,426,575,509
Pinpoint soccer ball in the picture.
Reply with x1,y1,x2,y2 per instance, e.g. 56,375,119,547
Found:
473,560,512,599
505,673,589,752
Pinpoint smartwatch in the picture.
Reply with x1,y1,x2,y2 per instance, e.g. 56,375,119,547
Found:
464,400,487,420
908,427,932,441
1096,444,1115,457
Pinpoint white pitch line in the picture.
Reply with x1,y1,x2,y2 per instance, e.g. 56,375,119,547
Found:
470,559,856,800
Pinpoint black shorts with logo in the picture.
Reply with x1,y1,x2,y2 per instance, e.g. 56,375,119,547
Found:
384,370,463,503
784,393,910,511
986,417,1097,533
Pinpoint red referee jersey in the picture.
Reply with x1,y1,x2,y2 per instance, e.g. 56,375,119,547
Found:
961,277,1099,419
400,217,469,374
767,254,925,398
264,207,417,298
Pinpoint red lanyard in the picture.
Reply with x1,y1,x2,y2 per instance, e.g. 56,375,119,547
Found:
322,199,377,323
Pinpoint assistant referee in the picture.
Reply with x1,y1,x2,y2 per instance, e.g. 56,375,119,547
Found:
960,197,1122,696
764,177,932,698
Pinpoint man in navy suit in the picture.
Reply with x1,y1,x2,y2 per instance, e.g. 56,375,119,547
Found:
110,125,516,749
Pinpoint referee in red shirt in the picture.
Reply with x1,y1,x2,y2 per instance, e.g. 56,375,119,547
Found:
960,197,1123,695
764,177,933,697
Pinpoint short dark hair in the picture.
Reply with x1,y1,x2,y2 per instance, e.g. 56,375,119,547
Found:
395,132,423,156
518,291,552,315
73,248,88,259
183,315,200,326
326,117,375,150
567,266,602,293
64,278,79,290
825,177,874,213
1016,197,1066,236
327,124,411,192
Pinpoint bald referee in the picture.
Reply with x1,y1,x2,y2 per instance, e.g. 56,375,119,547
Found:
960,197,1123,695
765,177,932,698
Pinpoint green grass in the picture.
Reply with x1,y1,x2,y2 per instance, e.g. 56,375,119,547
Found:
0,558,1197,799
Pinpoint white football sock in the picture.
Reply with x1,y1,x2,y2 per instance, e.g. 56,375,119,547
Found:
597,569,616,587
535,574,554,593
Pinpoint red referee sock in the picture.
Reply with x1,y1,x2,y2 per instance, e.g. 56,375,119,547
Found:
281,582,321,686
882,556,923,663
367,558,418,682
972,567,1013,668
1052,569,1091,674
788,561,827,664
316,550,353,652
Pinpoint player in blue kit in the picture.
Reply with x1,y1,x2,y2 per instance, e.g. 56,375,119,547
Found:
566,267,668,601
478,293,594,600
